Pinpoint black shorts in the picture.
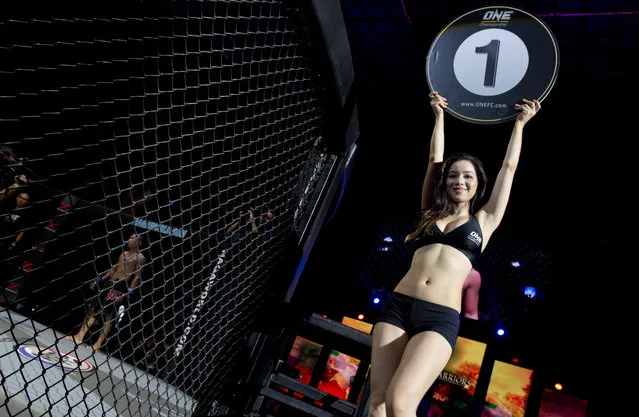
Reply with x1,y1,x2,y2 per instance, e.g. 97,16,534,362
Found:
376,292,460,349
85,287,125,321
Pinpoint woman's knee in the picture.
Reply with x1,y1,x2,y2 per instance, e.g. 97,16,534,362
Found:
386,386,419,416
367,400,387,417
369,390,386,411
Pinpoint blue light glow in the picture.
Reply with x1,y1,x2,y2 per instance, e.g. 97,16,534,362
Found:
524,286,537,298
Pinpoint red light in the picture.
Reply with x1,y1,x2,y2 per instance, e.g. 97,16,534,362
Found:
512,357,519,363
554,383,563,391
357,314,364,320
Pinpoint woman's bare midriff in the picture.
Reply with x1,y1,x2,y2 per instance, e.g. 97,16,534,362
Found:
393,244,473,313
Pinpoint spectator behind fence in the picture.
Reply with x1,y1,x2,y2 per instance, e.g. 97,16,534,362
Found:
0,175,31,290
120,184,156,219
226,209,274,236
0,146,27,189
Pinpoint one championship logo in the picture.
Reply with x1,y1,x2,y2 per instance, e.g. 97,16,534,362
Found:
468,231,482,246
480,9,514,26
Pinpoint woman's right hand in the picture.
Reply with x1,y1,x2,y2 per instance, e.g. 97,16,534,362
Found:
429,91,448,116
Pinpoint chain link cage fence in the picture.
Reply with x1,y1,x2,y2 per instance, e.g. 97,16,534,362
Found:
0,1,342,415
359,214,553,335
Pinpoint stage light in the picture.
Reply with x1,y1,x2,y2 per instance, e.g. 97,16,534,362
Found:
524,286,537,298
383,236,393,242
372,289,385,306
357,314,365,320
554,383,563,391
497,328,505,336
512,357,519,363
511,260,521,267
378,246,390,252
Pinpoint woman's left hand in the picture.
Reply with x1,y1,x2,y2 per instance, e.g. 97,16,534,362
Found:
515,99,541,124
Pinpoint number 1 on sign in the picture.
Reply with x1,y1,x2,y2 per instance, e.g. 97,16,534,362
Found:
453,28,529,96
475,39,500,87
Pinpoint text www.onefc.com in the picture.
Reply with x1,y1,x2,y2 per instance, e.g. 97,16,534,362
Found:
461,102,507,108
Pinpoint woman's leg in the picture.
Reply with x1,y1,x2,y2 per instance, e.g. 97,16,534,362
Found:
368,322,409,417
385,331,453,417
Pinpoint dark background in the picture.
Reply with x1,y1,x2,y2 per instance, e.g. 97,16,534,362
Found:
290,0,634,414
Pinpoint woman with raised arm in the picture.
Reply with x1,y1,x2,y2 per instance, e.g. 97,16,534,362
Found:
368,91,540,417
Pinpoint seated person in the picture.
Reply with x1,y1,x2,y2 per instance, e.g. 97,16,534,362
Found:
0,174,29,207
120,185,156,218
226,209,274,236
66,233,146,351
0,175,31,286
0,146,27,189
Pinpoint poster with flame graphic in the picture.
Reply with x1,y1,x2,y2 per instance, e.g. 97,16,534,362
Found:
419,336,487,416
482,361,533,417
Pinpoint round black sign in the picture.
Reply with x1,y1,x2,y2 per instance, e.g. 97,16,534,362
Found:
426,6,559,124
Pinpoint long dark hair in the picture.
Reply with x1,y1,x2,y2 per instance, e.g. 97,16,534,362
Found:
405,153,488,242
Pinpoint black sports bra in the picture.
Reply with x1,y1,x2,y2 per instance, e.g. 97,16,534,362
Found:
412,216,483,264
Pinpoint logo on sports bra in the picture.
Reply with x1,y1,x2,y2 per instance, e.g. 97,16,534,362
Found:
468,231,482,246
